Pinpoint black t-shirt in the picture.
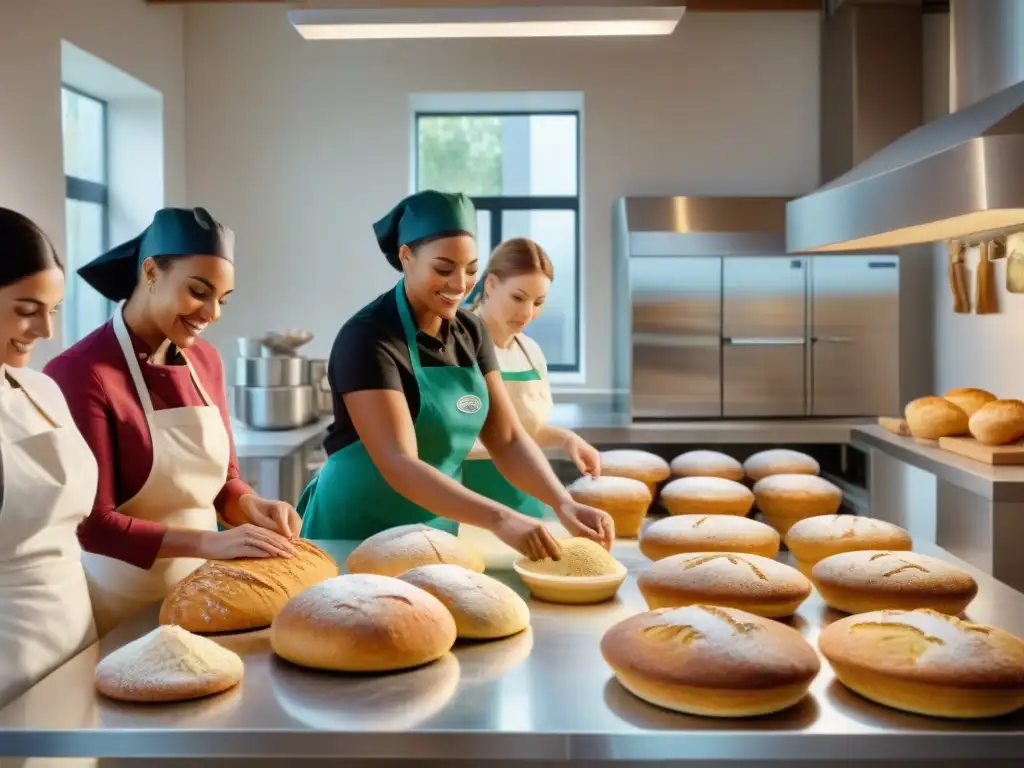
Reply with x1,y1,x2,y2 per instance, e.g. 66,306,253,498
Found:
324,287,500,455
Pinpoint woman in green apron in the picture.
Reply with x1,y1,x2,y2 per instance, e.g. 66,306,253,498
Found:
463,237,601,518
298,190,613,559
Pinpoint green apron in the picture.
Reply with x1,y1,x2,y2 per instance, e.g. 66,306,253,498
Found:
298,279,490,539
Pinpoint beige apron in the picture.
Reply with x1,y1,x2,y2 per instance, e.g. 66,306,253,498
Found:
81,309,229,637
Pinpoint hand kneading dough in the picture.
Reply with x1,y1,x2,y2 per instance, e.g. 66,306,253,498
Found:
598,449,671,496
944,387,997,418
904,396,969,439
669,450,743,481
968,399,1024,445
660,476,754,517
811,550,978,615
601,604,820,717
519,537,619,577
346,524,485,577
566,475,652,538
639,514,780,561
270,574,457,672
819,609,1024,719
638,551,811,618
160,540,340,633
752,474,843,534
742,449,819,482
95,625,243,703
399,564,530,640
783,514,912,577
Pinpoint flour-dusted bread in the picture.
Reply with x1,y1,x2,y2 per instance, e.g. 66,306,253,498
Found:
783,514,912,577
752,474,843,534
270,573,457,672
639,514,780,561
345,524,485,577
669,450,743,481
904,396,969,439
601,604,820,717
598,449,671,496
159,540,339,633
399,564,530,640
660,476,754,517
742,449,820,482
944,387,997,418
819,609,1024,718
968,399,1024,445
566,475,652,538
94,625,244,703
811,550,978,615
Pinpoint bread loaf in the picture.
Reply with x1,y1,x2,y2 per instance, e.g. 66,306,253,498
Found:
660,476,754,517
346,524,485,577
95,625,244,703
639,514,780,561
904,396,969,439
638,551,811,618
752,474,843,534
159,540,339,633
968,399,1024,445
399,564,530,640
742,449,819,482
566,475,651,538
601,604,820,717
811,550,978,615
783,514,911,577
518,537,619,577
598,449,671,497
270,573,457,672
819,608,1024,718
669,450,743,481
944,387,996,417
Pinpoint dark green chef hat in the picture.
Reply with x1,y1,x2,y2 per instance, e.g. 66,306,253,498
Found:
78,207,234,302
373,190,476,271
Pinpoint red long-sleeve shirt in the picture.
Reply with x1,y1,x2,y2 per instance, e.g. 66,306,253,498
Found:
44,320,253,570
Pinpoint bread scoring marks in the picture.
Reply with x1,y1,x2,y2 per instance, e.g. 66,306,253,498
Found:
643,605,761,645
849,609,991,649
681,553,769,581
420,531,446,564
867,551,931,577
690,516,710,529
833,514,884,539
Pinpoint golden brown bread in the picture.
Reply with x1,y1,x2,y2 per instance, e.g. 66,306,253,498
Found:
943,387,997,417
159,540,339,633
598,449,671,496
659,477,754,517
752,474,843,534
904,396,969,439
639,514,780,561
968,399,1024,445
600,604,820,717
345,524,485,577
819,609,1024,718
783,514,911,576
566,475,652,538
742,449,819,483
669,450,743,481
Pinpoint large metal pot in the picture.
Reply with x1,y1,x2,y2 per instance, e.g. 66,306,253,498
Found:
237,337,265,358
235,356,310,388
234,386,315,430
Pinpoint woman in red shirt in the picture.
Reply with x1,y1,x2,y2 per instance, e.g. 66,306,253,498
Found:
45,206,299,636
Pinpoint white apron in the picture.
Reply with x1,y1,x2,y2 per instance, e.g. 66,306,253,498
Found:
81,309,229,637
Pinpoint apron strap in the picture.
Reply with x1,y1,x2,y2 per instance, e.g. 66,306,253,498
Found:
394,279,424,373
513,336,542,374
2,368,61,429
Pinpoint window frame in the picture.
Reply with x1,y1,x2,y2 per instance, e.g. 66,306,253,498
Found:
413,109,582,374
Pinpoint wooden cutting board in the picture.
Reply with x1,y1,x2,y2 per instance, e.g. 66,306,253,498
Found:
878,417,910,436
938,437,1024,465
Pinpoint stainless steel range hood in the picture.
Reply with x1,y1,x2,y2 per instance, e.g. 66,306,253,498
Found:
787,0,1024,253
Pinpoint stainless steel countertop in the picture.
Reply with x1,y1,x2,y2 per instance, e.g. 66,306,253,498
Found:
852,425,1024,501
2,539,1023,761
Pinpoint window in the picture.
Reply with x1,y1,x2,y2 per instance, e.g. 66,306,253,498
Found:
61,85,113,344
415,112,581,373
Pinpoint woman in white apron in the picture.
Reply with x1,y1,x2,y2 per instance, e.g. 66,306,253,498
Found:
44,207,299,637
462,237,601,517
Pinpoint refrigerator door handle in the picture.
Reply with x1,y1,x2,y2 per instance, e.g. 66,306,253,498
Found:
632,332,721,349
723,337,806,346
813,336,855,344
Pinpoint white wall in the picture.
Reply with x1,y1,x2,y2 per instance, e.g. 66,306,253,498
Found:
0,0,186,366
183,5,821,390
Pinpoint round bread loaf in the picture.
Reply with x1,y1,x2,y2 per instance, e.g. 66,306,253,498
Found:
601,604,820,717
95,625,244,703
784,514,912,577
398,564,530,640
660,476,754,517
270,574,457,672
598,449,671,496
346,524,484,577
638,551,811,618
969,399,1024,446
752,474,843,534
904,396,969,440
742,449,819,482
669,450,743,481
819,608,1024,718
639,514,780,561
944,387,997,418
566,475,652,538
811,550,978,615
518,537,619,577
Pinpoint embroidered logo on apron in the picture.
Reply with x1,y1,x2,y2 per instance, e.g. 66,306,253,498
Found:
457,395,483,414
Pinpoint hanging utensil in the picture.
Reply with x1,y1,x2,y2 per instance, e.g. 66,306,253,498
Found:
975,240,999,314
947,240,970,313
1007,232,1024,294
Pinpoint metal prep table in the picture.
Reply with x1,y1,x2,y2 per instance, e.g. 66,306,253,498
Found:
231,417,330,506
1,539,1022,764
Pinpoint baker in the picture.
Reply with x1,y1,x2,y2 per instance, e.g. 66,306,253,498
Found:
463,237,601,518
298,190,613,559
0,208,97,709
45,207,299,637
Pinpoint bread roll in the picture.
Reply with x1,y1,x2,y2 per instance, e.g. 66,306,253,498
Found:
518,537,619,577
638,551,811,618
752,474,843,534
270,573,456,672
639,514,780,561
660,477,754,517
819,608,1024,719
904,396,969,439
159,540,339,633
95,625,243,703
598,449,671,496
399,564,530,640
601,604,820,717
784,514,912,577
566,475,652,538
669,450,743,481
811,550,978,615
944,387,997,418
742,449,819,482
346,524,484,577
968,399,1024,445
